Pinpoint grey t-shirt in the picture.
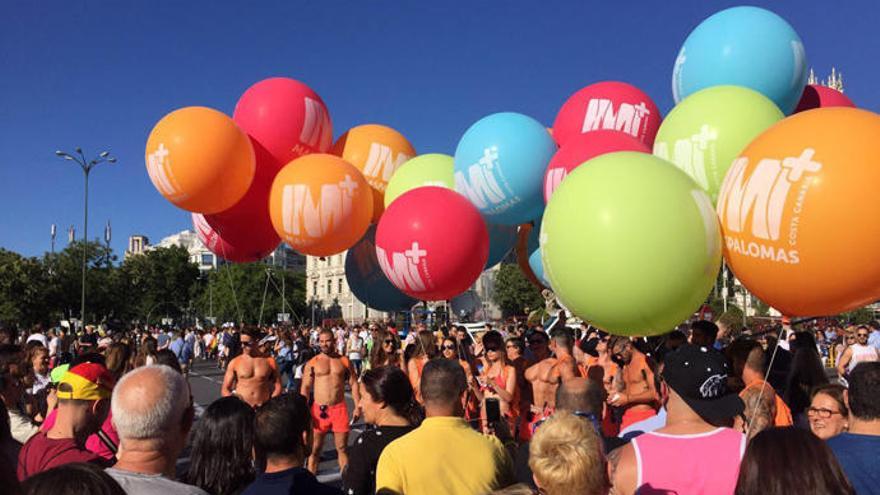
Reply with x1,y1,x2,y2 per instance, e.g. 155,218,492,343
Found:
106,468,209,495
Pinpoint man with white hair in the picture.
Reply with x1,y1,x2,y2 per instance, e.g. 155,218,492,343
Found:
105,365,206,495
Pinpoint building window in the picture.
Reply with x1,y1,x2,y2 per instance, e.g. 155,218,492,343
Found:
338,278,343,294
312,280,317,297
201,254,214,266
327,279,332,295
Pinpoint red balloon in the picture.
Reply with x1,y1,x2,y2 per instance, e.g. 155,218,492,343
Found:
197,138,281,263
794,84,855,113
233,77,333,166
552,81,661,148
375,187,488,301
543,130,650,202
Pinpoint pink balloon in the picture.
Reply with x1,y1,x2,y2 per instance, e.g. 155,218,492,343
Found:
543,130,650,203
199,138,281,263
233,77,333,166
552,81,661,148
375,187,489,301
794,84,856,113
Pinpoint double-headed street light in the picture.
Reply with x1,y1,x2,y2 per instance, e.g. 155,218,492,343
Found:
55,148,117,330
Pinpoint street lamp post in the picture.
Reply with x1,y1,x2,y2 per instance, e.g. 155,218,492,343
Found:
55,148,116,330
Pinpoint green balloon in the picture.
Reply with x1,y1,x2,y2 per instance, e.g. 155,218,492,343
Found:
653,85,783,204
384,153,455,208
541,152,721,336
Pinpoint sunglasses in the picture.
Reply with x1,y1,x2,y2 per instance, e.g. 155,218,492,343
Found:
485,346,501,352
319,404,329,420
383,339,395,344
442,344,456,350
241,340,253,347
857,334,869,338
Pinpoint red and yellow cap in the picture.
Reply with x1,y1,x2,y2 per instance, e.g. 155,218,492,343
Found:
57,363,115,400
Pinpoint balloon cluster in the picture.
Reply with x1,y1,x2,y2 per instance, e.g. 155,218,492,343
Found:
147,6,878,333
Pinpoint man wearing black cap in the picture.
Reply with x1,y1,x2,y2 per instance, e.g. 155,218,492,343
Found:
610,344,745,495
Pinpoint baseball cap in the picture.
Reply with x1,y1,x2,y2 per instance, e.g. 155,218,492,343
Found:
661,344,743,423
49,363,70,384
56,362,114,401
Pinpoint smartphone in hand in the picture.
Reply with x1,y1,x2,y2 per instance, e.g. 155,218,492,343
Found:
485,397,501,424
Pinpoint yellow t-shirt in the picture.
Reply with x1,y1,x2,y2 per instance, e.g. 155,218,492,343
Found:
376,416,514,495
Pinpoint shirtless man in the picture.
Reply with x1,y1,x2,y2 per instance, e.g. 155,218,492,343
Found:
523,328,578,437
221,328,282,408
607,336,658,430
301,328,360,474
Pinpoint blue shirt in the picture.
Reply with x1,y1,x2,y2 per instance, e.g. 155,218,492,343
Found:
241,467,341,495
828,432,880,495
869,330,880,351
169,337,190,363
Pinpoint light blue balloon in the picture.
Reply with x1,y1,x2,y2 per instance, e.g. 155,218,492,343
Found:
454,112,557,225
345,226,418,312
526,218,550,287
672,6,808,114
485,222,518,269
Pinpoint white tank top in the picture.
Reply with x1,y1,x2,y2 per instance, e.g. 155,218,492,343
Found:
849,344,879,372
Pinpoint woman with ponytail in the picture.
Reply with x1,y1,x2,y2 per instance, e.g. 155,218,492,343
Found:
342,366,423,495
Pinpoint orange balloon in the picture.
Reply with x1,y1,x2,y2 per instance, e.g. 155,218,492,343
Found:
515,223,545,290
269,154,373,256
145,107,254,214
717,107,880,316
331,124,415,222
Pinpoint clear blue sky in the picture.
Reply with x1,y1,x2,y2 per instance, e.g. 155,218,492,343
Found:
1,0,877,259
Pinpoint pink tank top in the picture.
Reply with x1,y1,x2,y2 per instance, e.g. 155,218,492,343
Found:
632,427,745,495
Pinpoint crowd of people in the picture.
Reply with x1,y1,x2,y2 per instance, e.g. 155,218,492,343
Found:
0,316,879,494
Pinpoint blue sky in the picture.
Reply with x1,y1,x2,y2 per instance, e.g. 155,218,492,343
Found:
1,0,877,259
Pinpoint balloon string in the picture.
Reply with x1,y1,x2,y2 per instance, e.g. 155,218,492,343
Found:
745,324,784,438
215,241,242,323
265,272,304,326
258,270,271,327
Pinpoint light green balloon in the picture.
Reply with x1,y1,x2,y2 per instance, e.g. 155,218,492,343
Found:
541,152,721,336
653,85,784,204
384,153,455,208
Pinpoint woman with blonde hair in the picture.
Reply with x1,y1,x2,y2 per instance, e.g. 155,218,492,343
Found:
529,410,609,495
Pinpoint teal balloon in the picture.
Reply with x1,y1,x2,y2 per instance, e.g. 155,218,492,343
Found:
525,218,550,287
541,152,721,336
486,222,518,269
345,226,418,312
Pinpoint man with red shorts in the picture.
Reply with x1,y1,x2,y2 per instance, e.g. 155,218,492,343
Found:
301,328,360,474
607,336,658,430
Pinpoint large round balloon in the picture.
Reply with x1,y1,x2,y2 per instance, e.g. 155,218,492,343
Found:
201,138,281,262
526,218,550,287
375,187,489,301
345,226,418,312
384,154,455,208
192,213,239,261
454,112,556,225
145,106,255,214
794,85,856,113
269,154,373,256
544,130,650,202
673,6,808,114
717,108,880,316
653,86,784,203
515,223,545,290
552,81,662,148
233,77,333,165
485,222,518,269
331,124,415,222
542,152,721,335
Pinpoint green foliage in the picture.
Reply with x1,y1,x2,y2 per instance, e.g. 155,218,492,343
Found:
839,306,876,325
0,242,306,328
493,263,543,317
195,263,307,325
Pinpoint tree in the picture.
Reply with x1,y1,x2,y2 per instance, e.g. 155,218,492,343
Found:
493,263,543,318
840,306,875,325
0,249,52,326
194,263,306,325
119,245,201,324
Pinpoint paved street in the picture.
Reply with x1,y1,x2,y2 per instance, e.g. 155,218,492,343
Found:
185,357,359,487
